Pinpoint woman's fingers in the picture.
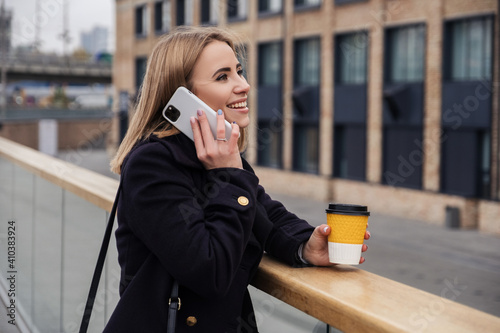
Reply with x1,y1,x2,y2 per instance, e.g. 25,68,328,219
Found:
216,109,226,141
190,109,242,169
227,121,240,147
196,109,214,143
190,116,205,152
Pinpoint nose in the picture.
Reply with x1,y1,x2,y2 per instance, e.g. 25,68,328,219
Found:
235,76,250,95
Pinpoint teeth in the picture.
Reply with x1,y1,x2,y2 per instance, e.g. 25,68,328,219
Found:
228,101,247,109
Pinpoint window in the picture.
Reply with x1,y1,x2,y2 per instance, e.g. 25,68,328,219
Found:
386,24,425,83
176,0,193,25
259,43,281,86
259,0,282,15
293,126,319,173
135,57,148,91
155,1,171,34
293,37,320,173
333,126,366,180
258,42,283,168
236,43,248,80
336,32,368,84
479,131,491,198
447,16,492,81
295,38,320,86
441,130,491,198
257,124,283,168
135,5,148,37
295,0,321,9
441,16,493,198
382,24,426,189
228,0,248,21
334,32,369,180
201,0,219,25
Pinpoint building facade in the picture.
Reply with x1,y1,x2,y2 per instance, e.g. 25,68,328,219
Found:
113,0,500,234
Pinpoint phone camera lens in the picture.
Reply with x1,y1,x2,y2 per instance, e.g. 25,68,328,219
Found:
164,105,180,122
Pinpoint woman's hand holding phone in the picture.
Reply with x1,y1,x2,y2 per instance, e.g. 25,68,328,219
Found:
190,109,242,170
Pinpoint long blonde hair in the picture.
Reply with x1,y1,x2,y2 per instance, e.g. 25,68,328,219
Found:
110,26,247,174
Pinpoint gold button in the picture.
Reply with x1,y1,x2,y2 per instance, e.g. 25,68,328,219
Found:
186,316,197,326
238,196,249,206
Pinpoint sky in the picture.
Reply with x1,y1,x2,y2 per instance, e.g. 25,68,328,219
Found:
5,0,115,54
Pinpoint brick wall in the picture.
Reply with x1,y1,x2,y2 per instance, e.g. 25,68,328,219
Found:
0,119,111,151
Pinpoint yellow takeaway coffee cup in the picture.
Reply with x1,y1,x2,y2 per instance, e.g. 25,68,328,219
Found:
326,203,370,265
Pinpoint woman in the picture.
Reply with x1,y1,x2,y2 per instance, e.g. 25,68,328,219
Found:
108,26,369,332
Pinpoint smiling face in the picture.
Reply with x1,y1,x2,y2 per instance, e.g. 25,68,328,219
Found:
189,40,251,128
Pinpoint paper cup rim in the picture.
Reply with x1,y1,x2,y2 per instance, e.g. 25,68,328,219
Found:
325,203,370,216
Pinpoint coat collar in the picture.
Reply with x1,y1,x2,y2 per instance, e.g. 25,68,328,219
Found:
144,133,204,170
141,133,255,173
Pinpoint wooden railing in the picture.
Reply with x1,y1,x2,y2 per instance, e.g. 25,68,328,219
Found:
1,136,500,333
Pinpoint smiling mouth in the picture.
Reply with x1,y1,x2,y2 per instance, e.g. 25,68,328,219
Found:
227,101,247,109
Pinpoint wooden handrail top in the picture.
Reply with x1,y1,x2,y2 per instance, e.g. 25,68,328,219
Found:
252,255,500,332
2,136,500,332
0,136,118,211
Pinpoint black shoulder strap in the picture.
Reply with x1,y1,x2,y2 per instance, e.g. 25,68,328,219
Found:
168,281,180,331
79,183,121,333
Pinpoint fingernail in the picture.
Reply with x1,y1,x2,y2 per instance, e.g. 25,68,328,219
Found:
323,226,329,233
197,109,203,116
217,109,222,115
367,231,371,238
190,117,195,124
233,121,237,124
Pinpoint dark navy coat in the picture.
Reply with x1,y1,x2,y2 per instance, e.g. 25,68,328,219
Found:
104,134,314,332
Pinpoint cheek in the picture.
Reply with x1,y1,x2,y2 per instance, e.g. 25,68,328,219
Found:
198,88,227,110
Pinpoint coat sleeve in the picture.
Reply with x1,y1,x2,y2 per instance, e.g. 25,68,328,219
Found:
120,142,259,298
256,185,315,266
240,159,314,266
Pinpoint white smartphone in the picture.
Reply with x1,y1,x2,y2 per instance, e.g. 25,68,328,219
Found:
162,86,234,142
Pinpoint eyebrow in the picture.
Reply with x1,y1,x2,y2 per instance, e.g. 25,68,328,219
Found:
211,63,242,78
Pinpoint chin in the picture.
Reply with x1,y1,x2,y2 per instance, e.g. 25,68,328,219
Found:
225,113,250,128
236,118,250,129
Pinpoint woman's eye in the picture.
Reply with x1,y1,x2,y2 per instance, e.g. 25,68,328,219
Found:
216,74,228,81
237,69,244,76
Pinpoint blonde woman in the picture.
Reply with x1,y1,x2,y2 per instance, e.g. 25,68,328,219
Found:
107,26,369,332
